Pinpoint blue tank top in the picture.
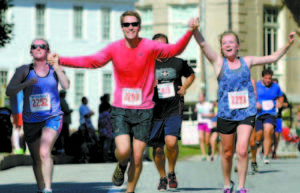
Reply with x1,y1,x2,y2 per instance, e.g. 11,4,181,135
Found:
23,64,63,122
217,57,257,121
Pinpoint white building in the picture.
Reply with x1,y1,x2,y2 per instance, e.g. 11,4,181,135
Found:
0,0,137,129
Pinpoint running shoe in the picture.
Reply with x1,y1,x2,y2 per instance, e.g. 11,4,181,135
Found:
14,148,24,154
223,180,235,193
157,177,168,191
112,163,127,186
250,162,258,175
263,156,270,164
25,149,30,155
235,188,249,193
168,172,178,190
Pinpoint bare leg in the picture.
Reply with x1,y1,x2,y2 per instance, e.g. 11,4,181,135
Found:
40,127,59,190
153,145,166,178
236,125,252,189
199,130,206,157
219,133,235,187
263,123,274,158
165,135,178,173
127,138,146,192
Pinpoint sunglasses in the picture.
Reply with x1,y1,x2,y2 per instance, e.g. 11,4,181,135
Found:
121,22,139,27
31,44,47,50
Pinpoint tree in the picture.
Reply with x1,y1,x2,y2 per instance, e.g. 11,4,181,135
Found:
0,0,13,48
283,0,300,27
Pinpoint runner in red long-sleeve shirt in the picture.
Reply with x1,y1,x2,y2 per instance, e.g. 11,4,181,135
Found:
48,11,198,193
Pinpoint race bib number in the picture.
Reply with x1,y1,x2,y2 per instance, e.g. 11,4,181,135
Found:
122,88,142,106
228,91,249,109
262,100,274,111
157,82,175,99
29,94,51,112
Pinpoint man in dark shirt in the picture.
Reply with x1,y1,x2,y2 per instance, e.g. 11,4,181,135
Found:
149,33,195,191
55,90,73,154
272,78,289,159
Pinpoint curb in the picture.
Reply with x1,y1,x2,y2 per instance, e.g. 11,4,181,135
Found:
0,154,75,171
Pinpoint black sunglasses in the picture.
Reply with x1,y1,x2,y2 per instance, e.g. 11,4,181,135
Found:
121,22,139,27
31,44,47,50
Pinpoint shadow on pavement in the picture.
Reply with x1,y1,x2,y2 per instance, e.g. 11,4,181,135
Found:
258,169,281,174
0,182,122,193
178,187,222,191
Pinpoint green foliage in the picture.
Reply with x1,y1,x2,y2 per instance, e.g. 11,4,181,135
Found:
0,0,14,48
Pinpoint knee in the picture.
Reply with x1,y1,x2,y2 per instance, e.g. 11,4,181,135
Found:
166,143,178,152
40,148,51,162
249,139,256,147
237,147,248,159
222,148,234,160
117,148,131,158
155,147,165,157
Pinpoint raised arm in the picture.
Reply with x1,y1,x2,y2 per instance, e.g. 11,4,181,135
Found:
6,65,38,96
49,45,113,69
245,32,295,67
193,27,223,75
50,54,70,90
154,18,199,59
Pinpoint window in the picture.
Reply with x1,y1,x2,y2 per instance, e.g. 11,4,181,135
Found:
263,7,279,70
102,73,112,95
0,71,8,85
36,4,45,37
75,72,84,105
74,6,83,39
0,70,8,106
182,104,197,121
101,8,111,40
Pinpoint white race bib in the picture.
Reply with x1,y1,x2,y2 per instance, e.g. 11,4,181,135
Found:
122,88,142,106
262,100,274,111
157,82,175,99
29,93,51,112
228,91,249,109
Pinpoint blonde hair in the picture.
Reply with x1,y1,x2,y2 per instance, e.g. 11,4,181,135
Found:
120,11,141,25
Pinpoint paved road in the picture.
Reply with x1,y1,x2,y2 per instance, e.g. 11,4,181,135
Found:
0,157,299,193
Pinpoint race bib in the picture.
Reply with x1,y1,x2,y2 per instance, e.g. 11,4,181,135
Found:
122,88,142,106
157,82,175,99
228,91,249,109
262,100,274,111
29,93,51,112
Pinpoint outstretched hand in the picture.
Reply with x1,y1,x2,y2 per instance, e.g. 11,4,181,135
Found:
188,17,200,32
47,53,60,67
288,32,296,44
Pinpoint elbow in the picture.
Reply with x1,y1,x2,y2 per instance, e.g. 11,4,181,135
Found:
62,84,70,90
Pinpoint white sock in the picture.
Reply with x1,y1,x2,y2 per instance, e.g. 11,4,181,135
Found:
13,129,20,149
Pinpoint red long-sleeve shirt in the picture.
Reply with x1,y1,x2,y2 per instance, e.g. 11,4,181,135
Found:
60,30,193,109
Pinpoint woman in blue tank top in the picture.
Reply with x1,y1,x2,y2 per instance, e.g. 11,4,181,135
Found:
194,26,295,193
6,39,70,193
